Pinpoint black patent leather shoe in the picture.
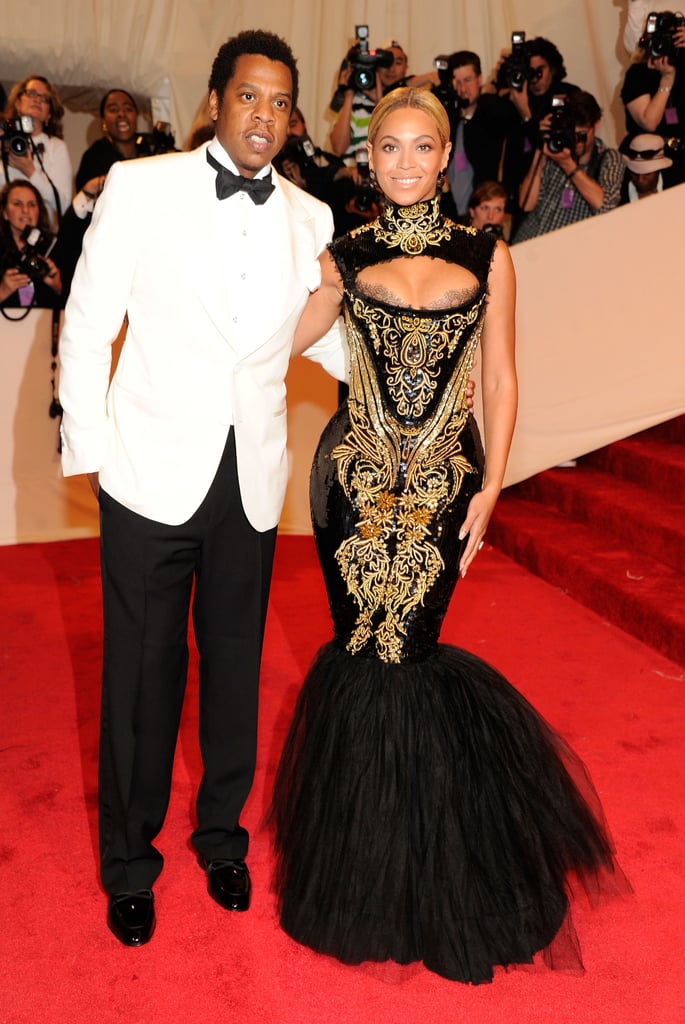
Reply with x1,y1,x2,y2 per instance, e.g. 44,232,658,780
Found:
199,857,251,912
107,889,155,946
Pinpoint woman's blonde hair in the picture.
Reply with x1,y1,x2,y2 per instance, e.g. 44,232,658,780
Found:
4,75,65,138
367,87,450,150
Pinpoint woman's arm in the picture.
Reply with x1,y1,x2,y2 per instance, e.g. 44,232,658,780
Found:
292,250,344,357
626,59,676,131
458,239,517,576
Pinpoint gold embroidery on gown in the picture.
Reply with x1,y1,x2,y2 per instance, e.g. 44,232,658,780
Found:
329,199,488,662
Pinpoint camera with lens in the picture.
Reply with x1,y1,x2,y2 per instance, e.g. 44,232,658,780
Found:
331,25,394,110
496,31,530,92
279,134,317,175
541,95,575,154
348,25,394,91
136,121,176,156
15,224,56,282
0,115,35,157
430,56,459,120
640,10,685,64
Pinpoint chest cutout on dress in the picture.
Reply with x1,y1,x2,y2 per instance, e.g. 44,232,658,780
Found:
356,255,480,312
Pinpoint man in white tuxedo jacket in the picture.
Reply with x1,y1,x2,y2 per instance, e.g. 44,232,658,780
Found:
58,30,346,947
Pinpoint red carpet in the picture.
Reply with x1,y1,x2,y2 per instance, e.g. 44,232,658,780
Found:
2,536,684,1023
489,417,685,665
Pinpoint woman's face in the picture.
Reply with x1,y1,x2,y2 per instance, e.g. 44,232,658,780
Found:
369,106,450,205
469,196,506,230
3,186,40,243
16,79,51,133
102,91,138,144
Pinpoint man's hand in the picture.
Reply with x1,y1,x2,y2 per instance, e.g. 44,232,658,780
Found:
465,377,476,411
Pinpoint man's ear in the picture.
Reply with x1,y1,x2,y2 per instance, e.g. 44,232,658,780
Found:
208,89,219,122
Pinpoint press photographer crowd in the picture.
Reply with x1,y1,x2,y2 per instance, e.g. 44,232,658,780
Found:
2,4,684,311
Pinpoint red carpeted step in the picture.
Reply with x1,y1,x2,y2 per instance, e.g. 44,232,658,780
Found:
508,466,685,574
634,414,685,444
582,438,685,505
489,493,685,666
490,416,685,664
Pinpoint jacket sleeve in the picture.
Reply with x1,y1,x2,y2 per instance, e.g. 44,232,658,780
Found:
59,161,137,476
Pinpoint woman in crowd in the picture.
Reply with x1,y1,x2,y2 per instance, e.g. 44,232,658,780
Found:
1,75,72,227
75,88,142,190
271,87,627,985
0,180,62,308
467,179,508,236
621,20,685,184
59,89,146,301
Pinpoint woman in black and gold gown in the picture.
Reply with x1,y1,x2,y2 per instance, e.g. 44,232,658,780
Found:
271,87,627,985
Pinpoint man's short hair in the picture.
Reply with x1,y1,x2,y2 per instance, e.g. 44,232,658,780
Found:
449,50,482,77
526,37,567,82
208,29,299,111
566,90,601,128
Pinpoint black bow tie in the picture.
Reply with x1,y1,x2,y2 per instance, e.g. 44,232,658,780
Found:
206,150,274,204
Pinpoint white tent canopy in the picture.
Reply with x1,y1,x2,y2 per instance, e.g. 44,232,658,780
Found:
3,2,634,150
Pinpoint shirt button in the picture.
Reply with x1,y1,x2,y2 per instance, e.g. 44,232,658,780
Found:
242,229,247,236
232,316,238,323
241,273,246,280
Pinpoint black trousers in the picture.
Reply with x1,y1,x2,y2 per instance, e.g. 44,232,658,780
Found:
97,429,277,894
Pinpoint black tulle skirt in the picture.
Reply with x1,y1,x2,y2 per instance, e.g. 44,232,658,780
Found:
271,641,628,985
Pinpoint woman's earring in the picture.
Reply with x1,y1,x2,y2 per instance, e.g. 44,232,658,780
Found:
369,168,377,185
437,168,446,190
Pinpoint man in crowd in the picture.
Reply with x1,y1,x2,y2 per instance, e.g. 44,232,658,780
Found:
513,90,623,242
58,29,346,948
445,50,510,218
377,39,439,93
619,131,674,200
493,37,580,227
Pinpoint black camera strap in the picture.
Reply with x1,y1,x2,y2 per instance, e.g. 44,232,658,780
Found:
30,138,62,225
1,148,11,191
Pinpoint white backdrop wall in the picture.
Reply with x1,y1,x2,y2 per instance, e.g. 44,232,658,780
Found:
2,185,683,545
3,2,637,155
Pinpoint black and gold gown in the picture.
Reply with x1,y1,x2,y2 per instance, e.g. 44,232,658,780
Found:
271,197,626,985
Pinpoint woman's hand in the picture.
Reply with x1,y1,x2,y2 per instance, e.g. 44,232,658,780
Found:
7,150,36,178
458,486,499,578
0,266,31,301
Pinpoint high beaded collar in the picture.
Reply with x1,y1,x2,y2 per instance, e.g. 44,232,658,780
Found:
374,194,452,255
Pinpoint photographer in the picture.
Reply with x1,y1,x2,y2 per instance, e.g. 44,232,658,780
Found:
329,29,392,163
59,89,175,300
624,1,676,52
444,51,510,218
619,132,674,201
620,11,685,183
513,91,622,243
466,180,508,236
0,75,72,229
377,40,439,94
274,107,371,235
0,180,62,309
492,38,580,228
75,90,144,190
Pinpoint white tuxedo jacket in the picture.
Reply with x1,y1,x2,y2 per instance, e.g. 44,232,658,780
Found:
59,144,347,531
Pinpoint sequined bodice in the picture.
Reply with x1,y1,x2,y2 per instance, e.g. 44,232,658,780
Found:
313,199,496,664
331,198,495,430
